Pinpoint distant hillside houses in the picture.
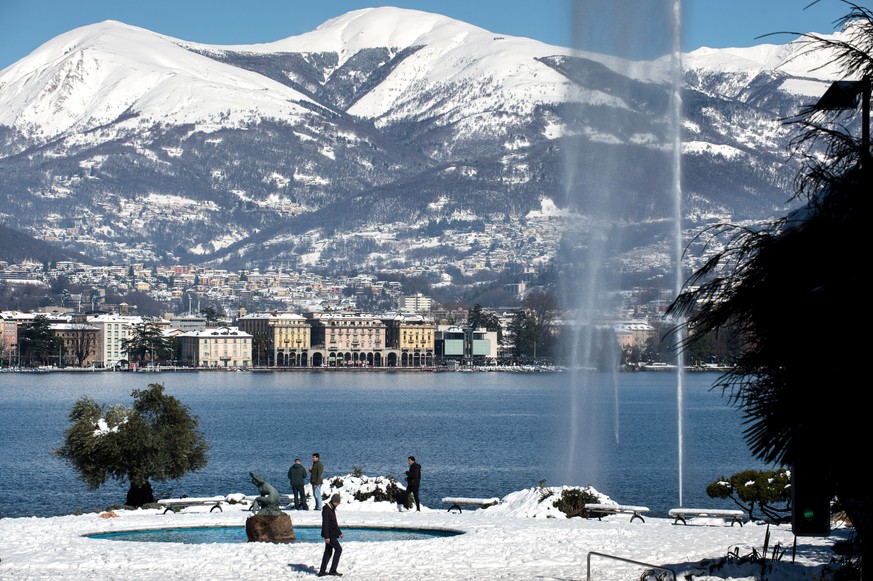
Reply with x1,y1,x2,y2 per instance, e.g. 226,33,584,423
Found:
0,258,443,315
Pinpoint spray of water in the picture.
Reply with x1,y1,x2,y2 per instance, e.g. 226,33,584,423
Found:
559,0,685,506
670,0,687,508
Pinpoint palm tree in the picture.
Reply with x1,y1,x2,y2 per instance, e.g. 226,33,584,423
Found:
667,3,870,574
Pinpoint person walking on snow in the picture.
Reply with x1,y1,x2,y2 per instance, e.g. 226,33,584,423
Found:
310,453,324,511
318,493,344,577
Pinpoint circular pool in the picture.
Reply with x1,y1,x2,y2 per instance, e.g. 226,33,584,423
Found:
87,525,463,544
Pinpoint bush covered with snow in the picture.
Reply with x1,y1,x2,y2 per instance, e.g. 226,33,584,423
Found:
323,474,407,509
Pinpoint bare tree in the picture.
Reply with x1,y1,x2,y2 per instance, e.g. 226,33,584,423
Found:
65,323,98,367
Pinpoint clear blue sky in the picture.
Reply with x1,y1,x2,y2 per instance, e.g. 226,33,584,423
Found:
0,0,855,70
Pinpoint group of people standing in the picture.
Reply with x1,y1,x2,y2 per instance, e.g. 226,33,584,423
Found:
287,453,422,577
286,453,324,511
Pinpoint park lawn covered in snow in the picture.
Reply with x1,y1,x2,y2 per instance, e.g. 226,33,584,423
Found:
0,476,849,580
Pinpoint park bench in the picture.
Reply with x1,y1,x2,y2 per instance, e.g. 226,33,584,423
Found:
442,497,501,513
583,503,650,523
668,508,745,526
157,496,225,514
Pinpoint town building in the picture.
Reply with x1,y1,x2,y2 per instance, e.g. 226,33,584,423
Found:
614,320,657,350
0,311,19,367
435,325,498,366
51,319,100,368
399,292,432,314
237,311,310,367
177,326,252,368
87,313,145,368
308,311,386,367
382,312,435,367
166,314,208,332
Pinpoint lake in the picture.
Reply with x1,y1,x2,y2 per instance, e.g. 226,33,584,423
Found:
0,370,767,518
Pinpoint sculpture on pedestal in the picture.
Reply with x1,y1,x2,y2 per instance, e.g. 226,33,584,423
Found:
246,472,295,543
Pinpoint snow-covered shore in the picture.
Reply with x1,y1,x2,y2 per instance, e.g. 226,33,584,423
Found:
0,479,847,580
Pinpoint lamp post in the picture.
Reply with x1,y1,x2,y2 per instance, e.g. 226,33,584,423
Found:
814,75,871,168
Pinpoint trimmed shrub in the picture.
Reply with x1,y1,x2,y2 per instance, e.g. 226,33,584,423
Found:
552,488,600,518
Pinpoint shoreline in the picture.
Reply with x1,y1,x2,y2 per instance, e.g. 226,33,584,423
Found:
0,365,732,374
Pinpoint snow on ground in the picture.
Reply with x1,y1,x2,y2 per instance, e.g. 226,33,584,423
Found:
0,477,848,580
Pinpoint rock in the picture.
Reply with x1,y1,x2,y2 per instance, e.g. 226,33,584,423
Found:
245,513,295,543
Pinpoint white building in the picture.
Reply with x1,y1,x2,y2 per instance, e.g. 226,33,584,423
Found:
87,313,145,368
614,320,657,350
177,326,252,368
400,293,432,314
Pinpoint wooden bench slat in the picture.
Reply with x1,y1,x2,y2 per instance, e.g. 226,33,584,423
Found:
668,508,745,526
584,503,650,523
157,497,225,514
441,497,500,513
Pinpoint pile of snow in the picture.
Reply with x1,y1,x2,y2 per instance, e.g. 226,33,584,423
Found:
309,474,610,519
321,474,408,512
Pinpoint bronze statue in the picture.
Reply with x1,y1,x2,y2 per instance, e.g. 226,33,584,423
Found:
249,472,283,516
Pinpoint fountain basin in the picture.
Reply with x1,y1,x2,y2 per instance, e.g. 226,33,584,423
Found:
86,525,463,544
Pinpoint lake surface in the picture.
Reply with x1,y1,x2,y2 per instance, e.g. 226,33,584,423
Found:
0,370,767,519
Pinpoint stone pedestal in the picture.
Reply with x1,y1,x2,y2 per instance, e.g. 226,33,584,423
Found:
245,513,295,543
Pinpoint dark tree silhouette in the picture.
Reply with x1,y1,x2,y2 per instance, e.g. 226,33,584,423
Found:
122,319,174,366
18,314,59,367
667,3,870,574
467,303,502,340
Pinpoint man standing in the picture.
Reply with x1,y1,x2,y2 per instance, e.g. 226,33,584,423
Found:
318,493,344,577
310,453,324,511
405,455,421,511
288,458,308,510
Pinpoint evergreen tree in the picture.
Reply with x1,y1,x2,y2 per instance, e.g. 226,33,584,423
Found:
54,383,210,507
18,314,59,367
467,303,502,340
509,310,540,360
705,468,792,523
122,319,174,365
200,306,219,323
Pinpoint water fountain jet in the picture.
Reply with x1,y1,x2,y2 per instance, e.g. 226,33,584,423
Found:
558,0,686,509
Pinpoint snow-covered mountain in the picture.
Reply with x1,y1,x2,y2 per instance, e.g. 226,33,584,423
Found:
0,7,856,276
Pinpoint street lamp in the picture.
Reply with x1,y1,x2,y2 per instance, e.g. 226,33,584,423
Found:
814,75,871,168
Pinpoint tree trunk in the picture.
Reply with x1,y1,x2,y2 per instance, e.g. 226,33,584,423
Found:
126,481,155,507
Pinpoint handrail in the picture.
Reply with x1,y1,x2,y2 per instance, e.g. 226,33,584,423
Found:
587,551,676,581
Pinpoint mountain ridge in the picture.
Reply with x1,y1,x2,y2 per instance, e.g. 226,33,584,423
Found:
0,8,853,282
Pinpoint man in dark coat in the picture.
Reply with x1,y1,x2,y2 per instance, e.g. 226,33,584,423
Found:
287,458,308,510
405,455,421,511
318,493,343,577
